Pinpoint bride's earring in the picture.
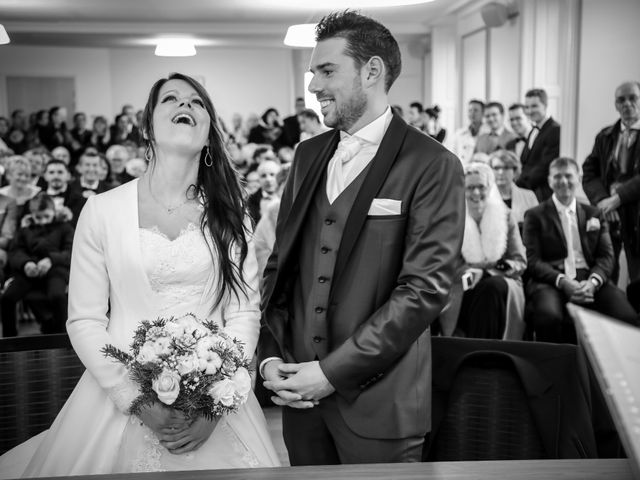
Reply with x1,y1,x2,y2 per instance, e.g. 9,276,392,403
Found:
144,145,153,162
204,146,213,167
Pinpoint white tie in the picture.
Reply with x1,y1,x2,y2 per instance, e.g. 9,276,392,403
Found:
326,135,362,203
561,208,577,279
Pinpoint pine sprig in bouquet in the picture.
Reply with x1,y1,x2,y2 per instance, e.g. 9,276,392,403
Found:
102,313,252,421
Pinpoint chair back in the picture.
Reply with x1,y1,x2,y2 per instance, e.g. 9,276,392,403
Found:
0,334,84,454
427,354,546,461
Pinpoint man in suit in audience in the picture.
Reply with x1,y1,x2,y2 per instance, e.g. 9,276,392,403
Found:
247,159,282,225
69,151,110,199
280,97,306,147
506,103,533,161
407,101,424,130
450,99,488,166
517,88,561,201
258,10,465,465
44,159,84,225
582,81,640,286
474,101,517,154
523,157,637,343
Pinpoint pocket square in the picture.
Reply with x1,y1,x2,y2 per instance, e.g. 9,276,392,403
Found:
586,218,600,232
368,198,402,216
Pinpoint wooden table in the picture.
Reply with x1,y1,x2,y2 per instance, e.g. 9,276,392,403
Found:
35,459,635,480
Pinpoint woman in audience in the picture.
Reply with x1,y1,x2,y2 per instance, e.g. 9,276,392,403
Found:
490,149,538,230
0,155,41,218
424,105,446,143
1,192,73,337
89,115,111,153
40,106,71,151
440,162,527,339
0,190,18,284
248,108,283,146
0,72,278,477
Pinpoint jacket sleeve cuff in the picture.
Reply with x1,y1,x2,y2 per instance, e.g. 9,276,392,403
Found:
555,273,566,288
106,375,141,414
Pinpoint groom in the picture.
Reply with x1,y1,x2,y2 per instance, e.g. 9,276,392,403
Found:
258,10,465,465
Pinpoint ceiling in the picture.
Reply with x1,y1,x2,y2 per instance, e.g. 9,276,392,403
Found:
0,0,474,49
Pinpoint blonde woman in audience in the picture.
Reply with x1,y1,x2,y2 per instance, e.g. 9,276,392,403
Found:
0,155,41,215
0,72,278,478
490,149,538,229
440,161,527,339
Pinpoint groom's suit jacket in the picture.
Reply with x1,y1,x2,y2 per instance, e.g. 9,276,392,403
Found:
258,114,465,439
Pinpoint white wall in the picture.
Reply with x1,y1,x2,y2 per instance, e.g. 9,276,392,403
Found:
0,45,298,126
108,47,294,125
0,40,428,130
0,45,112,120
576,0,640,164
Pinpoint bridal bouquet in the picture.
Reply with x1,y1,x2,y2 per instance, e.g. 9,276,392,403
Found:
102,313,251,420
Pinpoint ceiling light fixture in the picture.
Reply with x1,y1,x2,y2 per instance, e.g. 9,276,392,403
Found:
154,38,196,57
0,25,10,45
284,24,317,48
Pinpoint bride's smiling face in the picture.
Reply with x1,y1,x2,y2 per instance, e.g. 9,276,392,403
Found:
152,79,210,156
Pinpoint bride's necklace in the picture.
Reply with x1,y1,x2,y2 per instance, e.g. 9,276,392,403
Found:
148,181,192,215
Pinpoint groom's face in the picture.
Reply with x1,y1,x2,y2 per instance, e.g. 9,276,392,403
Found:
308,37,367,133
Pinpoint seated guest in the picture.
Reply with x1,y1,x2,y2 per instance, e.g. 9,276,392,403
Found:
110,113,140,146
247,159,281,225
1,193,74,336
24,147,49,190
523,157,638,343
124,157,147,178
89,115,111,153
248,108,283,147
424,105,446,143
105,144,133,185
244,165,260,197
254,164,291,291
69,151,110,199
0,155,41,218
252,145,276,165
44,159,84,225
0,192,18,284
298,108,328,142
440,162,527,339
475,102,518,154
489,149,538,229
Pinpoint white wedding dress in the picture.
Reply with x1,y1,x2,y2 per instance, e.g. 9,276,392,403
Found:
0,180,279,478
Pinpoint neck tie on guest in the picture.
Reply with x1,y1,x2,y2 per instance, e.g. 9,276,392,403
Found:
617,128,636,175
326,135,363,203
560,207,577,279
527,126,539,149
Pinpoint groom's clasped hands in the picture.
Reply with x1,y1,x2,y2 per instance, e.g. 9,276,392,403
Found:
263,360,335,409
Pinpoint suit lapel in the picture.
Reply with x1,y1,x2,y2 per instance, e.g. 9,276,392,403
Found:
545,199,568,253
332,114,408,289
576,203,591,264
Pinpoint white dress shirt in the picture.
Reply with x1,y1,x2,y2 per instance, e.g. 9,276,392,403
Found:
325,106,393,202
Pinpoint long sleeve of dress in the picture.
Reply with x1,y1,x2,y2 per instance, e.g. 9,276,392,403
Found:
221,230,261,361
66,196,140,413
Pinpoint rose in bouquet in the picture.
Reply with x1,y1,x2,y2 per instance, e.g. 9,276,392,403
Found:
102,313,252,420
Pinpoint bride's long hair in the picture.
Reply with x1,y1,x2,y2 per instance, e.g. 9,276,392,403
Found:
141,72,249,309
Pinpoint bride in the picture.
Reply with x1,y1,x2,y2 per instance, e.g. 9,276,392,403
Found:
0,73,280,477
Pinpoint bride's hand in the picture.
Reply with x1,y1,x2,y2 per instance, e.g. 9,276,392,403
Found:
159,416,219,455
137,402,190,436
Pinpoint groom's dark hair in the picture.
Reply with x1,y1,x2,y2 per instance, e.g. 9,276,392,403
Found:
315,10,401,93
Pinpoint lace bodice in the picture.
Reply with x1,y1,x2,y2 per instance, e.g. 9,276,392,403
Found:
139,223,214,315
